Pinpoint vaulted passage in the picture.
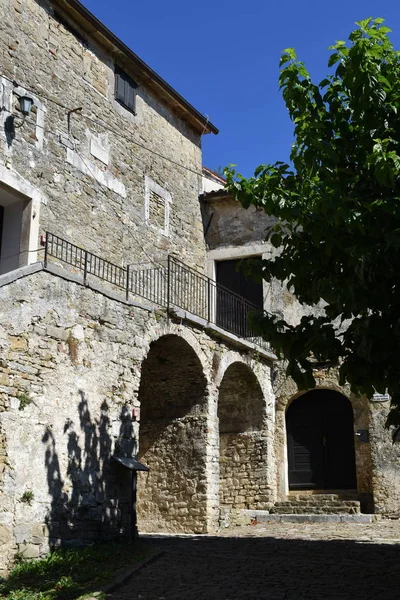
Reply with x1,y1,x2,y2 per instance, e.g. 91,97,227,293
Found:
137,335,208,533
286,390,357,490
218,363,269,510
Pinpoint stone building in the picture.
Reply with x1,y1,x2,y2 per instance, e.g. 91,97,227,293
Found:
201,183,400,522
0,0,399,577
0,0,276,573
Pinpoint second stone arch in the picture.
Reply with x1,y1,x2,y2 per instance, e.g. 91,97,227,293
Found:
217,361,270,517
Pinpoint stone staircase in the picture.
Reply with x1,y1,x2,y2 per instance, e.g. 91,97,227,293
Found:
241,492,379,523
270,493,361,515
231,493,379,525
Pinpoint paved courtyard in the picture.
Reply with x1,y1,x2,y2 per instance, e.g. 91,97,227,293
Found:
108,520,400,599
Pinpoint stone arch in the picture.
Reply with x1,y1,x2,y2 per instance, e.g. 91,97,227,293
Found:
142,323,211,381
274,377,374,511
218,362,270,511
214,352,255,389
137,334,209,533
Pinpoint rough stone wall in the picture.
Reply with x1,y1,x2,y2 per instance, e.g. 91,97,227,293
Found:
0,0,205,270
218,362,271,511
202,197,276,251
0,271,148,573
369,402,400,516
137,335,209,534
0,269,274,573
219,433,270,509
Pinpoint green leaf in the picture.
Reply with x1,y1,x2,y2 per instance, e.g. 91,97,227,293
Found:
328,53,340,67
355,17,373,30
279,54,292,67
297,64,309,79
282,47,297,60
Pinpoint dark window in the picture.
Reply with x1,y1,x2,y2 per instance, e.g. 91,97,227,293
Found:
115,67,137,114
216,257,263,337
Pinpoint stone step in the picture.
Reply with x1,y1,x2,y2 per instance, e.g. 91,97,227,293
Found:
270,506,360,515
274,500,360,507
280,494,359,502
270,495,361,515
243,510,378,524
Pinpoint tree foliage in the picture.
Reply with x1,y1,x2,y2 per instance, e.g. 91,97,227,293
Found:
225,18,400,433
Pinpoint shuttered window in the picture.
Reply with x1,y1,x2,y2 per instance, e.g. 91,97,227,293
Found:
115,67,137,114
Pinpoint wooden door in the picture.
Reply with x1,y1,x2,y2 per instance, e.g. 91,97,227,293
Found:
216,257,263,336
286,390,357,490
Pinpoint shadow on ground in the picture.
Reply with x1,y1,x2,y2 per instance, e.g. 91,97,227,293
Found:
109,533,400,600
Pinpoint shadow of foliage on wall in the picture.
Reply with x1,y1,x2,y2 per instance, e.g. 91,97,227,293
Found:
42,391,137,549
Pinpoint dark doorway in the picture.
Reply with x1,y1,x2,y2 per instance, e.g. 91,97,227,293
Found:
286,390,357,490
216,257,263,337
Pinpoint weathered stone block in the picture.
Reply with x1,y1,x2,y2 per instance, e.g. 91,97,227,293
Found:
19,543,40,559
0,524,12,545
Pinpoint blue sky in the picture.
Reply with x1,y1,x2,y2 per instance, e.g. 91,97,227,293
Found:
83,0,400,177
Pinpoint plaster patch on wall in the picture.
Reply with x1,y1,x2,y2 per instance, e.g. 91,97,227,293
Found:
66,148,126,197
90,133,109,165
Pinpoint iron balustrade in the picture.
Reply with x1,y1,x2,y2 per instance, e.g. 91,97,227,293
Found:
168,257,269,350
44,233,270,352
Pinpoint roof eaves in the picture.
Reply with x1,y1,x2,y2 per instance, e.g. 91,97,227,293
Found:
200,189,233,202
202,166,226,184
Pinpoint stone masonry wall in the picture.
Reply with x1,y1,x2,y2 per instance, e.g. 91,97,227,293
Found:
219,433,270,510
0,268,274,573
137,335,209,534
0,0,206,271
202,196,276,251
369,402,400,517
218,362,271,512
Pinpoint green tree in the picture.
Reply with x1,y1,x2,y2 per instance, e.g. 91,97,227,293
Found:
225,18,400,434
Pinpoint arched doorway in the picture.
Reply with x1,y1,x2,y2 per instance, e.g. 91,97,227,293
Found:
137,335,208,533
286,390,357,490
218,362,267,509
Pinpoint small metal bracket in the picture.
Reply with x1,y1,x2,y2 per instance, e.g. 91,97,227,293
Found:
355,429,369,443
67,106,82,135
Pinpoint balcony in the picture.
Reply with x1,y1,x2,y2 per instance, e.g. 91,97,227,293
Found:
44,232,271,354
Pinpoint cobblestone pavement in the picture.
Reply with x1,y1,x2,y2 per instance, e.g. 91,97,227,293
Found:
108,520,400,600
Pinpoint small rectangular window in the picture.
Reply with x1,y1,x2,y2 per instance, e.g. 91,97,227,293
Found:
115,67,137,114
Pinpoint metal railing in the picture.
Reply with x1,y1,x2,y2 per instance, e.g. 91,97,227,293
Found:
44,232,270,352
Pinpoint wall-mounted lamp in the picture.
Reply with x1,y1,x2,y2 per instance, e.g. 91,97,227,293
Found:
6,95,35,132
19,95,34,116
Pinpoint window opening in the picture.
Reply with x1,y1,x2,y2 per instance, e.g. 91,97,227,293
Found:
115,67,137,114
216,256,263,337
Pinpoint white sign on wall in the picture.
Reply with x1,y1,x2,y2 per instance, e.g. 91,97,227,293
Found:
371,392,390,402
